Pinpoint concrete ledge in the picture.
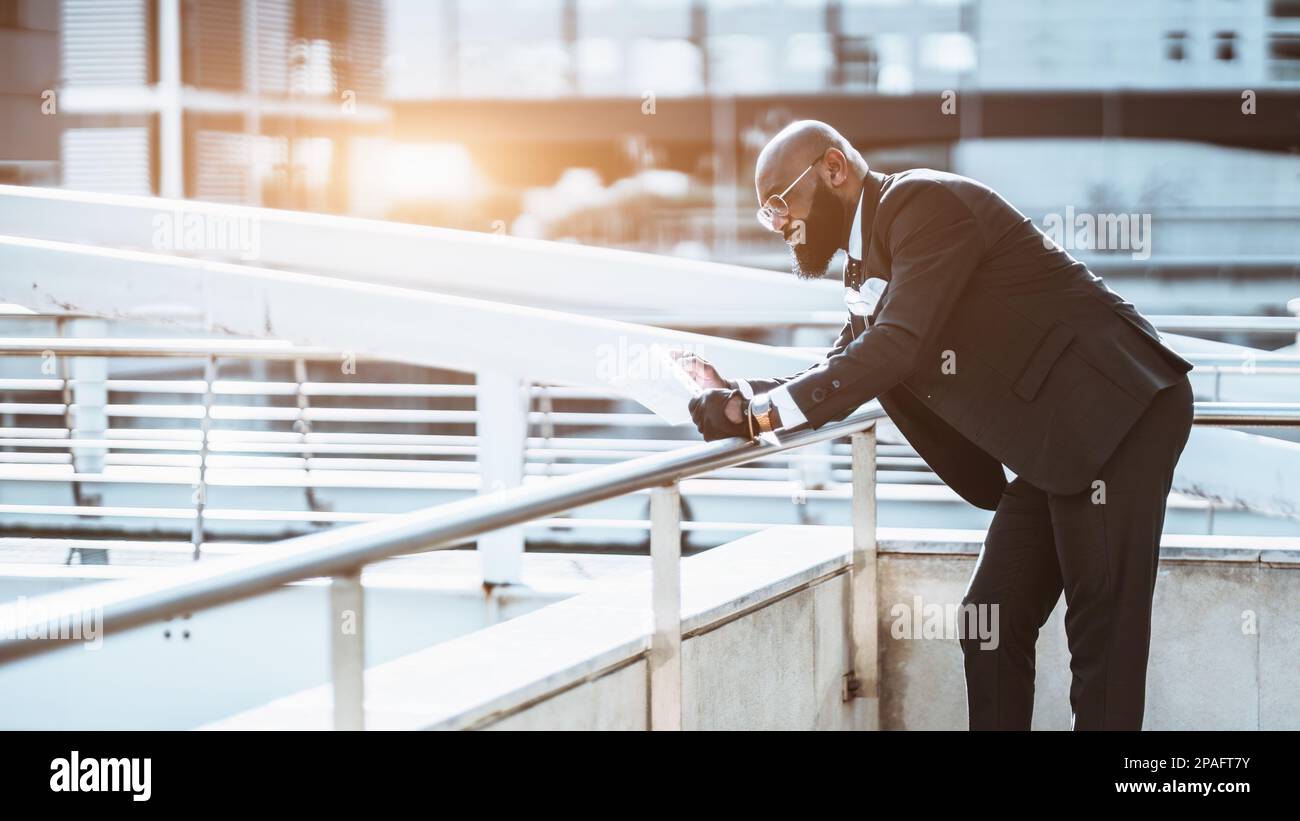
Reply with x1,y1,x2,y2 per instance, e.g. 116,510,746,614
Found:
204,525,855,731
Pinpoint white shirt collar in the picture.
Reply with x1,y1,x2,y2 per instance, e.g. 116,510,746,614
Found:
847,185,866,261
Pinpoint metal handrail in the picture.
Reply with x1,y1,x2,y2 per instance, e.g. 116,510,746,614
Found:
0,403,889,666
0,338,347,360
1149,316,1300,334
1190,402,1300,426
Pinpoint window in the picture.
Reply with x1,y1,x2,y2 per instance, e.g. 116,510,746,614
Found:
1268,33,1300,79
1165,31,1188,62
1215,31,1237,62
1270,0,1300,18
0,0,20,28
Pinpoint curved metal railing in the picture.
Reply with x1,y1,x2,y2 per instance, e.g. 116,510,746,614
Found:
0,405,895,731
0,402,884,660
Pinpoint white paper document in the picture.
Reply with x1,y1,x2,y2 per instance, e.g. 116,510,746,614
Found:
606,344,703,426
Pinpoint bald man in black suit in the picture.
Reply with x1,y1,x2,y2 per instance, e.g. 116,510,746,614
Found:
684,120,1194,730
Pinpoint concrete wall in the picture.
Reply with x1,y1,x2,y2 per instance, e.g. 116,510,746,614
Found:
483,569,868,732
207,526,1300,731
876,544,1300,730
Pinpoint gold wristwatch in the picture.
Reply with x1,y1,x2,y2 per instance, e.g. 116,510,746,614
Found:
749,393,775,434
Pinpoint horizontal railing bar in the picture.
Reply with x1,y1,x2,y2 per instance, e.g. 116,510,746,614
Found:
1190,367,1300,376
0,438,472,456
0,518,780,557
116,380,481,398
0,404,670,426
0,378,617,401
0,505,776,526
0,428,919,456
0,502,199,520
0,338,347,359
0,464,485,488
1151,316,1300,333
0,437,923,469
0,518,779,552
1183,353,1300,364
0,460,928,488
1190,402,1300,425
0,538,259,556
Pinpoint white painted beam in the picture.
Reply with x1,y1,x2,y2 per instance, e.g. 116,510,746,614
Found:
0,185,841,316
0,237,814,392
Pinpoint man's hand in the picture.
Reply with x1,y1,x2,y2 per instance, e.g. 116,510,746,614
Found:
688,388,748,441
671,352,730,391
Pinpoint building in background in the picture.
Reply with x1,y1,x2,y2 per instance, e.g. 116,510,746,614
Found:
55,0,388,213
387,0,1300,99
386,0,975,99
977,0,1300,89
381,0,1299,267
0,0,1296,263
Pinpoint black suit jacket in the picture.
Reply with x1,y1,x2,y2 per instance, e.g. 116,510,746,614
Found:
749,169,1193,510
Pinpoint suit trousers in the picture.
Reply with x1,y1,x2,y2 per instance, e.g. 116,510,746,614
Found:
957,375,1194,730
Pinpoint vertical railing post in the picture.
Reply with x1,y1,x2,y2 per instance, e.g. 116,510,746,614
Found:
791,327,833,490
60,318,109,564
330,568,365,731
192,355,217,560
476,371,528,587
847,425,881,728
648,482,682,731
292,357,322,515
1288,297,1300,348
67,318,109,476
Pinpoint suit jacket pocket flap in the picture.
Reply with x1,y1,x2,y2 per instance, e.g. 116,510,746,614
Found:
1013,322,1076,401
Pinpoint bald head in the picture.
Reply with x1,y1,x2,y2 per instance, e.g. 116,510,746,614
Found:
755,120,866,208
752,121,868,278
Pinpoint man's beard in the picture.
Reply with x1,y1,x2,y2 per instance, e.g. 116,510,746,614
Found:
786,179,846,280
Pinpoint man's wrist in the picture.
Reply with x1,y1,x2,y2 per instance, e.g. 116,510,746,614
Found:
767,387,806,429
750,393,777,434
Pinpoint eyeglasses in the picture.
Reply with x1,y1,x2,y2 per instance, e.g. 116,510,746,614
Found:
756,156,822,232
